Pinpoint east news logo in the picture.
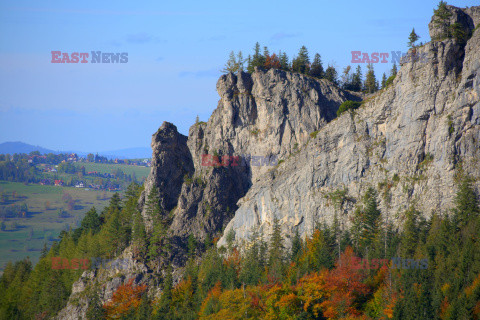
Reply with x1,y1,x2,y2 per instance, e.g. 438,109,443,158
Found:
51,51,128,63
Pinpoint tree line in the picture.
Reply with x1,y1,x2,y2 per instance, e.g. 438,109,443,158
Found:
222,42,400,94
1,172,479,319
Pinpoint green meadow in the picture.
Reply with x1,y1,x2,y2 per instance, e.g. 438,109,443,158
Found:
0,181,115,273
76,162,150,180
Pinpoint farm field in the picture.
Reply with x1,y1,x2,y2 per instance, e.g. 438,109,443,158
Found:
76,162,150,180
0,181,116,273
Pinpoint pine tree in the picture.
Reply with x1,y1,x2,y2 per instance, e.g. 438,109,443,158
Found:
353,188,381,256
240,232,263,285
433,1,453,39
364,63,378,93
268,216,285,281
222,51,239,73
237,51,245,72
324,65,338,85
452,176,480,228
225,228,236,253
291,229,303,263
100,193,122,223
279,51,289,71
350,65,363,91
391,63,397,77
341,65,352,89
247,42,266,73
263,46,270,61
310,53,324,78
399,207,421,257
408,28,420,47
132,211,147,258
291,45,310,74
381,73,387,89
145,185,161,219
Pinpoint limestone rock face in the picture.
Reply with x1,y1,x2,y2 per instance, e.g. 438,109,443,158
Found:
54,249,153,320
220,9,480,247
143,68,360,260
428,4,476,40
55,5,480,319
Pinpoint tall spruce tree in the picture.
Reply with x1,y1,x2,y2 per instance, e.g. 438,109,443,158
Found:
350,65,363,91
324,65,338,85
408,28,420,47
309,53,324,78
268,216,285,281
292,45,310,74
279,51,290,71
353,187,382,256
381,73,387,89
364,63,378,93
452,176,480,228
247,42,266,73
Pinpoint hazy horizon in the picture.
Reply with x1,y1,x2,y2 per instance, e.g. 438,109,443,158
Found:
1,0,477,151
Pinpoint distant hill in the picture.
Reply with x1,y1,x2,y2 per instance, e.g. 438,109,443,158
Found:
98,147,152,159
0,142,151,159
0,141,55,155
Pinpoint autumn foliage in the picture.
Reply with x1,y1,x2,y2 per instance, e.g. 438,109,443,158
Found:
103,278,147,319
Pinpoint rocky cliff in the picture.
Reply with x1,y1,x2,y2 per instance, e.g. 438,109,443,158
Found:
55,4,480,319
140,68,360,264
219,5,480,246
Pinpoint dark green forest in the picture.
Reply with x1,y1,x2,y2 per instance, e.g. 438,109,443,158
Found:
1,171,479,319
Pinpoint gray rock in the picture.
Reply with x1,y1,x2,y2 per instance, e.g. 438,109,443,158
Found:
220,9,480,247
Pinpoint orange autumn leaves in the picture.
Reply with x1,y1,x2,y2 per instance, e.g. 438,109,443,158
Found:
103,278,147,319
198,247,373,320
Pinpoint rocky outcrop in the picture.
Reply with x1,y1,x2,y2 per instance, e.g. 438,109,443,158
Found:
220,6,480,247
138,122,194,231
142,68,360,263
54,248,155,320
428,4,476,40
55,5,480,319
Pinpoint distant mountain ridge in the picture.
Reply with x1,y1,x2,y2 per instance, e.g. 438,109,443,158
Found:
0,141,151,159
0,141,56,155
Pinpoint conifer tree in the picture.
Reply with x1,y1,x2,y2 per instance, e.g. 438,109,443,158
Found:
237,51,245,72
350,65,363,91
145,185,161,219
324,65,338,85
225,228,236,253
353,187,381,256
452,176,480,228
364,63,378,93
240,232,263,285
291,229,303,263
341,65,352,89
222,51,239,73
268,216,285,281
391,63,397,77
132,211,147,258
309,53,324,78
291,45,310,74
381,73,387,89
247,42,266,73
408,28,420,47
279,51,289,71
399,207,421,257
433,1,452,39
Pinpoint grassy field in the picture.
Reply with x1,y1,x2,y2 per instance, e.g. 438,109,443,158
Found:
0,181,116,273
77,163,151,180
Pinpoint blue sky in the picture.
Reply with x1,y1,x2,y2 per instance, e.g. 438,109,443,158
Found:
0,0,477,152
